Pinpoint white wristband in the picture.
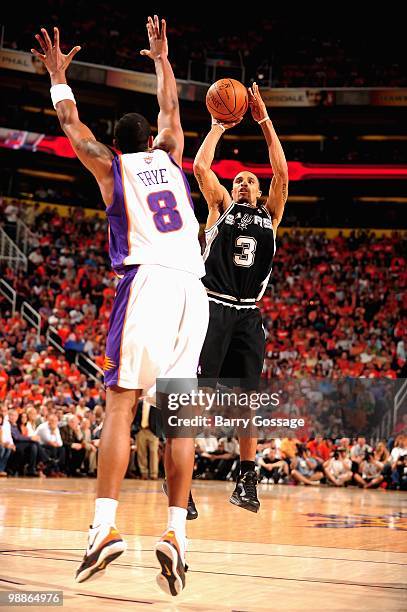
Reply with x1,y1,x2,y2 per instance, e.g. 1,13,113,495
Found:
212,122,225,132
257,115,270,124
50,84,76,109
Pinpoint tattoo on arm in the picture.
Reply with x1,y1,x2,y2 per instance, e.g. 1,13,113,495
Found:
195,172,205,191
77,139,112,160
282,183,288,202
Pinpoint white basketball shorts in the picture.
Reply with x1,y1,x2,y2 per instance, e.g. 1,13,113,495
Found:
104,264,209,398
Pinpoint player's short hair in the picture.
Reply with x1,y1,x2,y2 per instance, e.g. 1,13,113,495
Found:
233,171,260,187
114,113,151,153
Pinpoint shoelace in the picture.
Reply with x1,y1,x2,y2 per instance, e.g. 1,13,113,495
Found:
241,473,258,497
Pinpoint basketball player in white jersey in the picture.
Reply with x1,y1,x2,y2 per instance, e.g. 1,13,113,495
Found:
32,16,209,596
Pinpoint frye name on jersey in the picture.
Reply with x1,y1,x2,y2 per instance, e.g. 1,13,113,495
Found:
136,168,169,187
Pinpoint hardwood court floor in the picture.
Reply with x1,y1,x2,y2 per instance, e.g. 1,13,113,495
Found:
0,478,406,611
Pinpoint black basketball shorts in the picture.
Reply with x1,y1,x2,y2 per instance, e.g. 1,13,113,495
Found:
198,300,266,388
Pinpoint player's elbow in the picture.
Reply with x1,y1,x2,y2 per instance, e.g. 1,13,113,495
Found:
159,93,178,109
192,161,202,176
158,103,179,124
154,128,178,154
193,160,209,176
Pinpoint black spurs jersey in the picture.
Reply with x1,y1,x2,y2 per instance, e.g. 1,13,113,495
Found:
202,201,276,307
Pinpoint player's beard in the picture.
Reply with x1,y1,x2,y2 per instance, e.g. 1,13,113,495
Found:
237,192,250,204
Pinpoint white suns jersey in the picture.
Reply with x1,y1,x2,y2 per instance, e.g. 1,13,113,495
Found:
107,149,205,277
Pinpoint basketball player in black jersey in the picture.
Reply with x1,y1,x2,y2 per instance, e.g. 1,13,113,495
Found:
193,82,288,512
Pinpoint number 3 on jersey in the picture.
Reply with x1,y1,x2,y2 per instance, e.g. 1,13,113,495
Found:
234,236,257,267
147,190,183,233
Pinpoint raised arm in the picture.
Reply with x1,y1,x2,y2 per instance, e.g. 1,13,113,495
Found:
140,16,183,166
248,82,289,230
193,120,237,227
31,27,113,204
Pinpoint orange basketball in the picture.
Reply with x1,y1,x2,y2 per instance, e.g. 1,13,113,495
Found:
206,78,248,122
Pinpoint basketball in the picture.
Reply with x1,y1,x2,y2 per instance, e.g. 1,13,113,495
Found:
206,78,248,122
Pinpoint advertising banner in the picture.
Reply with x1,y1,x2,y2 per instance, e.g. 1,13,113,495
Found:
2,49,407,106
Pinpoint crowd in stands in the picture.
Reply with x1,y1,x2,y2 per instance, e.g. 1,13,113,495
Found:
0,195,406,485
193,434,407,490
0,402,105,477
261,229,406,381
1,200,111,368
0,302,106,420
2,391,406,490
1,200,405,404
5,5,405,87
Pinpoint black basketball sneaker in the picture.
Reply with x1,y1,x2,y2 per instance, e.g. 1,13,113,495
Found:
229,471,260,513
162,480,198,520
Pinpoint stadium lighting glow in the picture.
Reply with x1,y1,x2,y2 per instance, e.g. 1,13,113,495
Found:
1,128,407,181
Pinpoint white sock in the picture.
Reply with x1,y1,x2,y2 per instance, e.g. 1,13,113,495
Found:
92,498,118,528
167,506,187,562
167,506,187,539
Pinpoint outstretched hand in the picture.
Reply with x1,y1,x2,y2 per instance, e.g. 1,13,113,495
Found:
31,27,81,76
140,15,168,61
248,82,268,123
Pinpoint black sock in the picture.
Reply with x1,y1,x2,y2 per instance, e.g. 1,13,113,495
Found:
239,461,256,477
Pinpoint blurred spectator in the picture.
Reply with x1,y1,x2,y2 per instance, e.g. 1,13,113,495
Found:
396,454,407,490
390,435,407,489
194,435,220,478
80,416,98,476
35,413,65,476
353,450,384,488
0,412,14,476
323,448,352,486
195,439,237,481
258,442,289,483
60,414,86,476
351,436,372,474
135,400,161,480
8,408,39,476
291,444,324,485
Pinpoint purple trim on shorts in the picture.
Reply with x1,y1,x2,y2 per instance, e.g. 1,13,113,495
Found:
104,265,139,387
106,155,130,274
168,153,194,210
